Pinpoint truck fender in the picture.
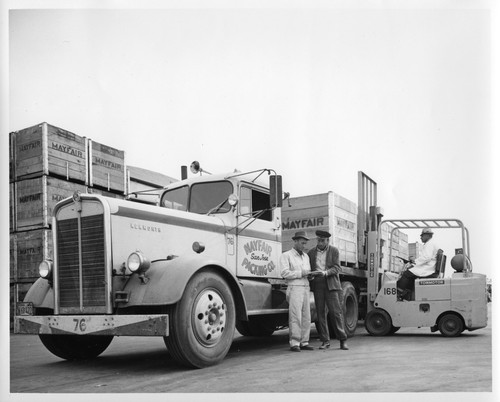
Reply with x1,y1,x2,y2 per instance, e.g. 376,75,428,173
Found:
23,278,54,310
120,254,248,320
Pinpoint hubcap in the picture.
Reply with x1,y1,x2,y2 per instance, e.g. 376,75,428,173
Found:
192,288,226,346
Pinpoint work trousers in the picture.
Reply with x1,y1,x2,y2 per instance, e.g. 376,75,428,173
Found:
397,270,419,292
286,285,311,347
313,279,347,342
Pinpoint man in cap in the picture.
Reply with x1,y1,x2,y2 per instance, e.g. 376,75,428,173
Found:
397,228,440,301
308,230,349,350
280,231,314,352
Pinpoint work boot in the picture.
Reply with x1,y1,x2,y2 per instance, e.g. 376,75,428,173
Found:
290,346,301,352
319,341,330,350
340,340,349,350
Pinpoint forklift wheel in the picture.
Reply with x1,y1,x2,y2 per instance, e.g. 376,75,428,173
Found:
437,313,464,337
364,308,392,336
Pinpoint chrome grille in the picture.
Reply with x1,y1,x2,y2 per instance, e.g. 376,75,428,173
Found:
57,213,106,312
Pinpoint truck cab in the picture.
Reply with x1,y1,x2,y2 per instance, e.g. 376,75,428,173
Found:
15,167,289,368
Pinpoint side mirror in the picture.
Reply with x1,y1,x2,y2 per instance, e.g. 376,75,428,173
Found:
269,175,283,208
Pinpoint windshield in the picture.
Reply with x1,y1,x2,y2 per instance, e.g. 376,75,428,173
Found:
160,186,188,211
190,181,233,214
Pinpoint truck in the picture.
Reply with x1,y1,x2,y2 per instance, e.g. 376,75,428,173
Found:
14,166,488,368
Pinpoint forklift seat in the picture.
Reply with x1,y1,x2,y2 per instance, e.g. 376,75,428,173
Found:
427,249,446,279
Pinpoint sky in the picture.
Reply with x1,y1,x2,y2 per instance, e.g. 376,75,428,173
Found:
1,1,498,400
4,1,496,279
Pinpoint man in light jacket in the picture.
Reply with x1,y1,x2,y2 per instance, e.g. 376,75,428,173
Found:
280,231,314,352
397,228,440,301
308,230,348,350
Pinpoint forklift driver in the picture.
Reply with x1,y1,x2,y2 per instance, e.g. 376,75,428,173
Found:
397,228,440,301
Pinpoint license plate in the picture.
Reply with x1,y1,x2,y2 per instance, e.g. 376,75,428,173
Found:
16,302,34,316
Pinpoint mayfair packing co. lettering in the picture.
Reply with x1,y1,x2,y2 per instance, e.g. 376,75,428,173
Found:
241,240,276,276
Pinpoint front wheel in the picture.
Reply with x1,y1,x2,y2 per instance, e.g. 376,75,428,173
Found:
39,334,113,360
364,308,392,336
164,270,236,368
438,313,464,337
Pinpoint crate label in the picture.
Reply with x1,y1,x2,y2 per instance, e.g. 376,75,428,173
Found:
93,157,123,171
51,141,84,158
18,140,42,153
282,216,326,230
19,193,42,203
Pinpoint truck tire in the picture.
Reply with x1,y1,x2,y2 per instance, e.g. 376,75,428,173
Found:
438,313,464,337
341,281,358,338
364,308,392,336
39,334,113,360
164,271,236,368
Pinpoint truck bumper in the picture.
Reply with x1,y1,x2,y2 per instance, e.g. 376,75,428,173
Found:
14,314,169,337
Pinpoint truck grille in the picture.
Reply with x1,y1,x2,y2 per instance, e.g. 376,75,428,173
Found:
57,214,107,313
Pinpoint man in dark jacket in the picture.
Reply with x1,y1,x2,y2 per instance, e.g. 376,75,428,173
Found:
308,230,349,350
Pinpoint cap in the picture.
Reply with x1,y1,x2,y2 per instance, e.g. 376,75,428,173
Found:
421,228,434,235
292,231,309,241
315,230,331,239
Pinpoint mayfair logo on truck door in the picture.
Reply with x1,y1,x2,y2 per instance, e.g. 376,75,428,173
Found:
239,239,278,277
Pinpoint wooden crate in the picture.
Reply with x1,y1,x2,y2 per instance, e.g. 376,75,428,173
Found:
281,192,358,265
89,139,126,193
14,122,88,183
14,228,53,281
15,176,87,230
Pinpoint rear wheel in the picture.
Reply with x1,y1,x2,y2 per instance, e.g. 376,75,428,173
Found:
341,282,358,338
39,334,113,360
164,271,236,368
438,313,464,337
364,308,392,336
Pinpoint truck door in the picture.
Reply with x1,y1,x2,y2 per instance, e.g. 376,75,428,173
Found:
236,185,282,279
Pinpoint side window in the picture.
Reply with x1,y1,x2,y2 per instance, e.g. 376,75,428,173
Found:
240,186,272,222
160,186,188,211
190,181,233,214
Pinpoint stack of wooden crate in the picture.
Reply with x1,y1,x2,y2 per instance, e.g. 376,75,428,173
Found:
9,122,127,326
281,191,410,271
281,192,358,266
9,122,180,328
380,223,409,273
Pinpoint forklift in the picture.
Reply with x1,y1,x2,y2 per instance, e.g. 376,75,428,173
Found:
364,218,488,337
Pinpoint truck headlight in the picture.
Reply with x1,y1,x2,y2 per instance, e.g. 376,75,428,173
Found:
127,251,150,274
39,260,53,279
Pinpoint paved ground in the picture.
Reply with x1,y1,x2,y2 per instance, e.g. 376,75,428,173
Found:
6,304,493,400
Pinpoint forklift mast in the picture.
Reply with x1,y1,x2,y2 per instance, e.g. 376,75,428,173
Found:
357,171,384,313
